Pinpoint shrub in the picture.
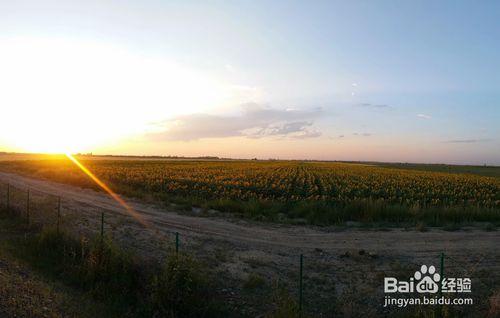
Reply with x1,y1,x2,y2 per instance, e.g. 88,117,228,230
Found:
79,236,140,301
25,227,140,311
243,273,266,290
266,285,301,318
150,252,223,317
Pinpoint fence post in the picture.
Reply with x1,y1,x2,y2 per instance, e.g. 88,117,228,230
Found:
6,184,10,212
175,232,179,253
440,252,444,293
57,197,61,234
26,189,30,225
101,211,104,241
437,252,445,317
299,254,304,317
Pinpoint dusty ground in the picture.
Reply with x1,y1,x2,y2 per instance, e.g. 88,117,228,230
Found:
0,229,109,318
0,171,499,317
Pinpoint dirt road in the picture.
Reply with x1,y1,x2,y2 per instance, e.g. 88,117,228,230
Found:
0,171,499,316
0,171,498,252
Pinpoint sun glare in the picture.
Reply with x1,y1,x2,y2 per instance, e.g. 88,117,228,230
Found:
0,37,232,154
65,153,149,227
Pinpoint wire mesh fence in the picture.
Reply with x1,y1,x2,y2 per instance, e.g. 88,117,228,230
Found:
0,179,498,317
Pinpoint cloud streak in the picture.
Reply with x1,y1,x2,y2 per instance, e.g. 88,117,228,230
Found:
417,113,432,119
444,139,492,144
353,132,372,136
355,103,392,110
148,103,323,141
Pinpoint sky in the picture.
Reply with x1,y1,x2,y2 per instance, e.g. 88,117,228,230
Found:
0,0,499,164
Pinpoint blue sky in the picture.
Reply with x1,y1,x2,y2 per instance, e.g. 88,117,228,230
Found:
0,1,499,164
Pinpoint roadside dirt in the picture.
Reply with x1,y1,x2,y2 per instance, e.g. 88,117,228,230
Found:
0,171,499,317
0,225,107,318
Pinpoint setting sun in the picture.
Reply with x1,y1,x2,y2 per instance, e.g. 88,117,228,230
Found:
0,37,233,154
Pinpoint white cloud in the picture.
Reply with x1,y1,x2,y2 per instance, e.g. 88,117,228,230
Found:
355,103,392,110
417,114,432,119
148,103,323,141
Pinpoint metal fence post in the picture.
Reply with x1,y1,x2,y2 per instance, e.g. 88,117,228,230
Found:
26,189,30,225
6,184,10,212
175,232,179,253
57,197,61,234
436,252,445,318
299,254,304,317
101,211,104,241
440,252,444,293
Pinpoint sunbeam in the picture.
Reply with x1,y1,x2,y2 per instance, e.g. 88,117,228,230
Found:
65,153,150,228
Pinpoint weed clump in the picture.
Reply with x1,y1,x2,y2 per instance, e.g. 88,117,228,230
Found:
150,252,224,317
243,273,266,290
26,227,140,310
266,284,301,318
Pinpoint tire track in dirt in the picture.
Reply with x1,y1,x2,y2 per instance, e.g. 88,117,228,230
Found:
0,171,498,254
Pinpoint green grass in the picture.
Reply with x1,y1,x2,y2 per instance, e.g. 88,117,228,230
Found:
150,253,225,317
202,198,500,227
22,227,141,313
243,273,266,290
266,284,301,318
0,207,227,317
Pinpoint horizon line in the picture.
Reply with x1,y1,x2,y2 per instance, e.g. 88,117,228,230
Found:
1,151,499,168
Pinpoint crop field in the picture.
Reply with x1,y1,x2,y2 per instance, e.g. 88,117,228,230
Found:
373,162,500,178
0,156,498,226
0,155,499,317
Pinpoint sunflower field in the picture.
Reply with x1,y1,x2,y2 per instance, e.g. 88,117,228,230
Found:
1,158,499,225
